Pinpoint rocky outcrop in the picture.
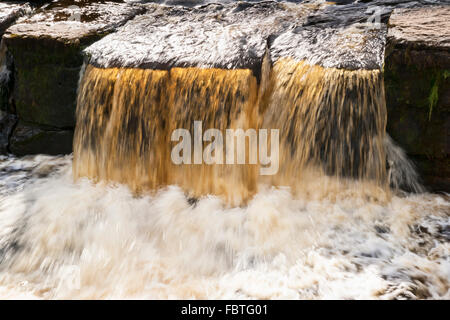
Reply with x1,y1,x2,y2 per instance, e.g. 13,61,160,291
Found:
85,2,321,72
0,2,31,153
0,111,16,154
1,0,145,155
384,5,450,191
9,120,73,156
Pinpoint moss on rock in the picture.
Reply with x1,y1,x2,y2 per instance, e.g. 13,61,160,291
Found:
384,6,450,192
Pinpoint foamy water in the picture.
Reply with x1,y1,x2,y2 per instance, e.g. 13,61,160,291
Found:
0,155,448,299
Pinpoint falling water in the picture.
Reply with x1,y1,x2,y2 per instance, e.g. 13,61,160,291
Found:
262,59,387,189
74,57,389,203
0,155,449,299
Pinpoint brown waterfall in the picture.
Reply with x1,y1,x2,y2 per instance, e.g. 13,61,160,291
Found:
74,65,260,203
74,66,170,192
73,58,388,203
262,59,387,192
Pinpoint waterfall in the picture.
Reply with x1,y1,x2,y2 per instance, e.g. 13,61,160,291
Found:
74,58,389,203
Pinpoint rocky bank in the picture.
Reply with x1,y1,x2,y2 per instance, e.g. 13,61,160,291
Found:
384,5,449,191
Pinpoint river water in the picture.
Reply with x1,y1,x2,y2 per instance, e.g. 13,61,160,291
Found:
0,154,448,299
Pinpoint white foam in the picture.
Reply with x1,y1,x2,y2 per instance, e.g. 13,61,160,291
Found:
0,155,448,299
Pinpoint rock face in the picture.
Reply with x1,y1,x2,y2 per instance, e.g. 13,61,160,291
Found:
384,5,450,191
85,1,392,71
0,2,31,153
1,0,145,155
4,1,145,128
0,110,16,154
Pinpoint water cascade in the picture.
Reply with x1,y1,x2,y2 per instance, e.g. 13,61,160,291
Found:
74,59,388,203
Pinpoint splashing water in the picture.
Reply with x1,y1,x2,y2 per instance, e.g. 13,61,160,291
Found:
74,65,260,204
0,155,448,299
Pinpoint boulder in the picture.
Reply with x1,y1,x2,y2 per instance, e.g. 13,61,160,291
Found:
384,5,450,191
0,110,16,153
9,120,73,155
3,0,145,129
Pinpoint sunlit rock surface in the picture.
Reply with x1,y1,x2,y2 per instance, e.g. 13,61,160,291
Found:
85,0,445,71
384,5,450,192
6,1,144,42
2,0,145,155
0,2,31,154
0,2,31,35
85,2,323,71
387,5,449,62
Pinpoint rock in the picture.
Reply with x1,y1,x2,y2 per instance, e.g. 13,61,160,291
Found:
0,110,17,153
3,0,145,129
1,2,31,112
270,22,387,70
85,1,436,73
0,2,31,154
278,0,444,70
9,120,73,156
84,2,323,72
0,2,31,35
0,41,14,114
384,5,450,191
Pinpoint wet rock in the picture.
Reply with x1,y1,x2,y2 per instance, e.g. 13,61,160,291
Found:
84,2,323,71
270,22,387,70
1,2,31,112
129,0,309,7
85,1,422,72
0,41,14,115
0,110,17,154
0,2,31,154
280,1,393,70
2,0,145,128
384,5,450,192
9,121,73,156
0,2,31,35
277,0,444,69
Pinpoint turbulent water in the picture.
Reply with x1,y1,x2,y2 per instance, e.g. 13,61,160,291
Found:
0,155,448,299
74,64,260,203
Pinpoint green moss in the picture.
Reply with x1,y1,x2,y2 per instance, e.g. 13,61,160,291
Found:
428,75,439,121
427,69,450,121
